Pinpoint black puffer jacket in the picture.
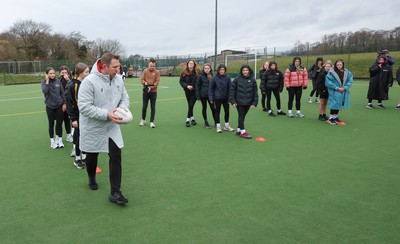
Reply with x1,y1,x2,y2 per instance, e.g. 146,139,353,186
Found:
229,65,258,106
66,79,81,122
261,61,284,91
196,71,212,99
209,64,231,101
316,68,329,93
179,70,199,93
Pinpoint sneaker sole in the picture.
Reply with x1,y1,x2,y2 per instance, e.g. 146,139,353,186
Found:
108,196,128,204
74,162,84,169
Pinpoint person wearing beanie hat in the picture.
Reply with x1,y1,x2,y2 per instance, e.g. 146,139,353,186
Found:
366,55,393,109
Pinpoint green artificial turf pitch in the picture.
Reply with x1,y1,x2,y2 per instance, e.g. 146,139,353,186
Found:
0,77,399,243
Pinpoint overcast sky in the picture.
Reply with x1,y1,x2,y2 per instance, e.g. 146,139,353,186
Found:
0,0,399,57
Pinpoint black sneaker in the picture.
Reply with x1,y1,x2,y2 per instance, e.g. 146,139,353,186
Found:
205,121,211,129
74,159,85,169
185,121,190,127
366,104,374,109
191,119,197,125
268,112,276,117
88,176,98,190
377,104,385,109
109,191,128,204
262,108,268,112
327,118,337,125
277,111,286,115
318,115,324,121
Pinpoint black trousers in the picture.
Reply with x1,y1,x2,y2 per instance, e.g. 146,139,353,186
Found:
185,91,196,118
309,79,319,97
142,92,157,122
237,105,250,130
266,88,281,111
86,138,122,194
261,92,266,108
368,99,382,103
287,87,303,110
73,126,81,157
330,109,339,115
200,97,216,123
46,106,63,138
214,99,229,124
62,110,71,134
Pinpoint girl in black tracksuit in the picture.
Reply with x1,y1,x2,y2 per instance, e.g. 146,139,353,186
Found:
229,64,258,139
179,59,200,127
261,61,286,116
316,60,332,121
59,66,73,141
66,62,89,169
307,57,323,103
196,63,216,128
259,61,269,111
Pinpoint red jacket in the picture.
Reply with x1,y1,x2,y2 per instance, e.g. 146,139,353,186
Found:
284,65,308,88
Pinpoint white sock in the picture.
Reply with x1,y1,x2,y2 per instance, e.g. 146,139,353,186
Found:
288,110,292,114
75,156,80,161
186,118,190,122
268,110,272,113
240,129,246,134
216,123,221,127
296,110,301,114
237,128,241,132
224,122,229,127
81,153,86,160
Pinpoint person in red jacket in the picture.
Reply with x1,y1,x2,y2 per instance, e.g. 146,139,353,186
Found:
284,56,308,118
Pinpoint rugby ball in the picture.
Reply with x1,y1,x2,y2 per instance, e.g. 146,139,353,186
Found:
114,107,133,124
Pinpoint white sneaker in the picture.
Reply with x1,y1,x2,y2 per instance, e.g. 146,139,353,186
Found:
150,122,155,128
55,136,64,148
315,98,320,103
223,125,234,132
139,119,146,126
66,134,73,143
50,138,57,149
307,97,312,103
70,147,76,157
216,124,222,133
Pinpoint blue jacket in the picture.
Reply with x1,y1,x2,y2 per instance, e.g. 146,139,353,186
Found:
209,73,231,101
325,68,353,110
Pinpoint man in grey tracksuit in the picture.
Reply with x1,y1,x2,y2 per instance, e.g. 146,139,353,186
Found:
78,53,130,204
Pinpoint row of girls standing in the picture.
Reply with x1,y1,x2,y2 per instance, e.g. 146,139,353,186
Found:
179,59,258,138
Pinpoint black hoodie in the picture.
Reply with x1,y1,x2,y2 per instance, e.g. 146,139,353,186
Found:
261,61,284,91
229,65,258,106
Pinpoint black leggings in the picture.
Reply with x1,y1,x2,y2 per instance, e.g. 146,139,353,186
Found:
73,126,81,157
261,92,266,108
214,99,229,124
368,99,382,103
237,105,250,130
62,111,71,134
330,109,339,115
309,79,319,97
142,92,157,122
185,91,196,118
287,87,303,110
86,138,122,194
46,106,63,138
266,89,281,111
200,97,216,123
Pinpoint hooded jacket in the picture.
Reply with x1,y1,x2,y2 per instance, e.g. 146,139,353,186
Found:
325,67,353,110
367,58,393,100
284,57,308,88
260,61,284,91
229,65,258,106
209,64,231,101
78,59,130,153
41,78,65,109
196,70,212,99
66,79,81,123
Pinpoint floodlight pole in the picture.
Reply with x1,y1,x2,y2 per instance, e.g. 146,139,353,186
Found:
214,0,218,71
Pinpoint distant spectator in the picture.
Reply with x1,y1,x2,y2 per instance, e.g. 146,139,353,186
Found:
396,66,400,110
127,65,134,78
179,59,200,127
259,61,269,111
119,65,126,80
376,49,395,66
307,57,323,103
284,56,308,118
366,55,393,109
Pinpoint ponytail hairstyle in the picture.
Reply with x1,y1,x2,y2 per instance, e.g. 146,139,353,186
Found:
74,62,88,79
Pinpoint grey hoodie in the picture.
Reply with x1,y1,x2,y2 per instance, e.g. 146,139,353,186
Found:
41,78,65,109
78,59,130,153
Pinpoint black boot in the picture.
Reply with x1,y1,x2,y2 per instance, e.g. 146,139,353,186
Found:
88,175,98,190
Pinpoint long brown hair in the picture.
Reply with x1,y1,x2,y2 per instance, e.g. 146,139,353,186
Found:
74,62,88,79
203,63,213,80
181,59,200,76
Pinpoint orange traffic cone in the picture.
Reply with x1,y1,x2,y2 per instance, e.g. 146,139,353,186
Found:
96,167,102,173
256,137,266,142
